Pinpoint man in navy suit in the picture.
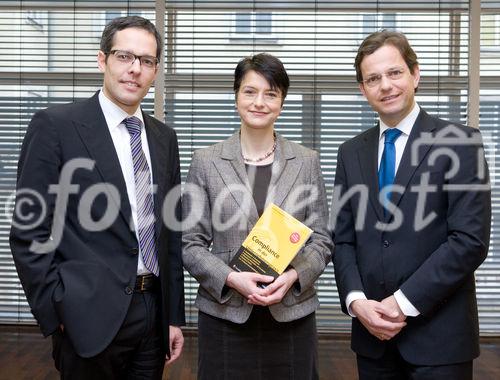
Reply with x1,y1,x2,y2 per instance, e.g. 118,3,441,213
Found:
332,30,491,379
10,16,184,379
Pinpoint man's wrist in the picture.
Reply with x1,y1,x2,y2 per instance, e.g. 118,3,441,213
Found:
394,289,420,317
346,291,367,317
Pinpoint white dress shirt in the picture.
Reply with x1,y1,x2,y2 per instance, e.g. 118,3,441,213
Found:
346,102,421,318
98,90,154,275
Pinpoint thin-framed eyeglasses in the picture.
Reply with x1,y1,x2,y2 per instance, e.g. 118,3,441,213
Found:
361,68,406,88
108,50,159,69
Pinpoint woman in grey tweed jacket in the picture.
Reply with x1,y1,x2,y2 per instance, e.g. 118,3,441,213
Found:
182,53,333,380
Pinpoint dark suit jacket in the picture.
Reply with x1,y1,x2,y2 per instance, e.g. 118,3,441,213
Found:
10,91,185,358
332,109,491,365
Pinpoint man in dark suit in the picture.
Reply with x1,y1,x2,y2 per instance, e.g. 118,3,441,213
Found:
332,30,491,379
10,16,185,379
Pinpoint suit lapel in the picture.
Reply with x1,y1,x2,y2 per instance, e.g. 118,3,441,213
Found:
357,125,384,221
213,132,303,226
73,92,133,227
143,114,168,240
391,109,437,210
214,132,260,225
265,134,302,209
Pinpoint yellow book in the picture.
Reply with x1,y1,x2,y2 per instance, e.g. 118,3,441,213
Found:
229,203,313,278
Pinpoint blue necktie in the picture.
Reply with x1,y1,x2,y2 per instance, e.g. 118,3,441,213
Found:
378,128,403,213
124,116,159,276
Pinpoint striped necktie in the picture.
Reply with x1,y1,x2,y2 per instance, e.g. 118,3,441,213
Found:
124,116,159,276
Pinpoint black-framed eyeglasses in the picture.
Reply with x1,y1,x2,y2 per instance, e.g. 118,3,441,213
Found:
108,50,159,69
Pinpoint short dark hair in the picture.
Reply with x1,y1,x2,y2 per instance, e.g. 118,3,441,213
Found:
354,29,419,83
100,16,162,60
234,53,290,105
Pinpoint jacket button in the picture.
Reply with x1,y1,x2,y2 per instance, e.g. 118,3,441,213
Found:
131,247,139,255
125,286,133,295
383,240,390,248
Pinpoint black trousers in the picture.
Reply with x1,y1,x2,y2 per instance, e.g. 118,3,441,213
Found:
198,307,318,380
52,290,164,380
357,341,473,380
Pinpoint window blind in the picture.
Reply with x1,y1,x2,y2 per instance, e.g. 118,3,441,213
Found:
166,0,472,331
1,0,498,335
479,0,500,334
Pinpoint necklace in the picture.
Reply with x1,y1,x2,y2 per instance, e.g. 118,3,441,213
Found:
242,135,277,163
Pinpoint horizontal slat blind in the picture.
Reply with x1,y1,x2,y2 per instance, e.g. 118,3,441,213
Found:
479,0,500,334
167,0,472,331
1,0,498,335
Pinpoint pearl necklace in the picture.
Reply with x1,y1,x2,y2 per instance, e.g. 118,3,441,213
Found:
242,136,277,163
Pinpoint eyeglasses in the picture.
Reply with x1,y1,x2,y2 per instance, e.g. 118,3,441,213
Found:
361,68,406,88
108,50,159,69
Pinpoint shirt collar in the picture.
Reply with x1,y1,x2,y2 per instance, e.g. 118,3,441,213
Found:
98,89,144,130
378,102,420,141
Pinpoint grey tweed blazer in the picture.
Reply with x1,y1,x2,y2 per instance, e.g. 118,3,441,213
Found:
182,131,333,323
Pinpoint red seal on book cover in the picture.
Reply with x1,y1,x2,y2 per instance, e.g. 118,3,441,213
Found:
290,232,300,243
